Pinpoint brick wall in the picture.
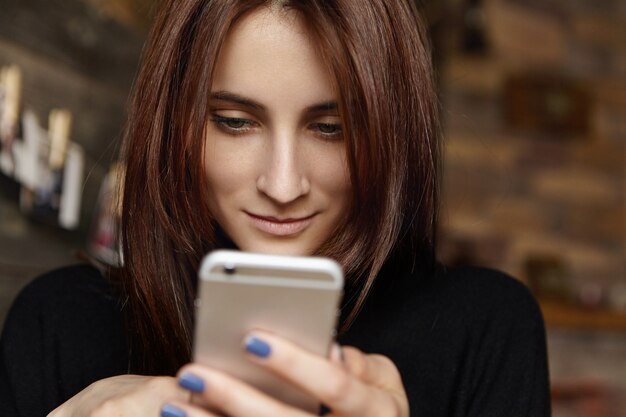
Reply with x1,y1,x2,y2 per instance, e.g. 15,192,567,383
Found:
436,1,626,415
439,0,625,301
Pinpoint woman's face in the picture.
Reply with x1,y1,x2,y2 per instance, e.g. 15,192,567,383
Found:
203,7,351,256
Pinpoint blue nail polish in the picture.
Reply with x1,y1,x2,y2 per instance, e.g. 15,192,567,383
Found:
178,372,205,392
246,336,272,358
161,404,187,417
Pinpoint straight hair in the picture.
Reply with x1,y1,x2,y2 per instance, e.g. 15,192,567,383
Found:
117,0,440,375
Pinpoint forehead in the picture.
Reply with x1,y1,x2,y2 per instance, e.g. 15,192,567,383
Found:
211,7,336,105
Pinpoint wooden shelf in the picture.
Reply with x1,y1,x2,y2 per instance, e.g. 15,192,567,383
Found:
540,301,626,331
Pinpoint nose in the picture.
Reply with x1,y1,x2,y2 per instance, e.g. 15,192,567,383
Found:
256,131,310,204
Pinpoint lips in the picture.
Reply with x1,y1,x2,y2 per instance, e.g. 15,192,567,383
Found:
245,212,316,236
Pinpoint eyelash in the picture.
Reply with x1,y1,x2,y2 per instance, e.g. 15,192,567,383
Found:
211,115,256,135
310,122,342,139
210,115,343,140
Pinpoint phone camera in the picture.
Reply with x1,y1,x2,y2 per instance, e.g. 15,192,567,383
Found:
223,264,236,275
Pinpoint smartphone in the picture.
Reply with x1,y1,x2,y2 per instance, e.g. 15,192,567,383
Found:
193,250,344,413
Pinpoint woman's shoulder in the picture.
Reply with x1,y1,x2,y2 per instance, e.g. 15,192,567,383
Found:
434,265,540,312
424,265,550,414
7,263,117,320
410,264,545,333
9,263,125,336
349,262,546,352
346,264,550,416
371,262,541,318
17,262,108,294
1,264,129,415
4,262,122,338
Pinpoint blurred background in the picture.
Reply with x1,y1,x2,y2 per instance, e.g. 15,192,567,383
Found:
0,0,624,415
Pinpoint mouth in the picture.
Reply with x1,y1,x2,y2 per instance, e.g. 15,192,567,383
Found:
245,211,316,237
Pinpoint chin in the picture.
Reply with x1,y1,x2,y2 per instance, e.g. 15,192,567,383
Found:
238,239,317,257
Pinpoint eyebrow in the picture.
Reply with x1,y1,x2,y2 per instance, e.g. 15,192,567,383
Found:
210,91,264,110
209,91,338,114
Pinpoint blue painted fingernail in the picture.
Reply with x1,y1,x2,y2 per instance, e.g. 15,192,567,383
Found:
245,335,272,358
178,372,205,392
161,403,187,417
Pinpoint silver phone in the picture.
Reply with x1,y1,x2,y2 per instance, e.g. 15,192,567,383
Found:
193,250,344,413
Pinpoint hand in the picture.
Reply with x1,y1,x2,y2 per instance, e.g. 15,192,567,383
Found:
47,374,189,417
163,330,409,417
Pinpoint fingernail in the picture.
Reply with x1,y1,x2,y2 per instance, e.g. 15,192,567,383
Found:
245,335,272,358
161,404,187,417
330,343,345,363
178,372,205,392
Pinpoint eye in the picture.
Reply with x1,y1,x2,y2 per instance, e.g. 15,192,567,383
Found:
211,115,256,135
223,118,247,129
310,122,342,139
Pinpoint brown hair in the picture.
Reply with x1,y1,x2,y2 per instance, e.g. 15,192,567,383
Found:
118,0,439,375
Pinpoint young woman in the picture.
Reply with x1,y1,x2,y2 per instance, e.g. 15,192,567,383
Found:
0,1,550,416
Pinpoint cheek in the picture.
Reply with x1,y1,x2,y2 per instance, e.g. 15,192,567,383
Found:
204,157,233,194
310,146,351,201
203,138,257,196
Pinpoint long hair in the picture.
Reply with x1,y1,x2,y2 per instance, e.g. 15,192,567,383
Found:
118,0,440,375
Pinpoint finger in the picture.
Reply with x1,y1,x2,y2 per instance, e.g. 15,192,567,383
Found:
341,348,409,415
139,375,191,401
176,364,312,417
242,331,397,417
161,401,221,417
328,343,345,367
342,347,404,390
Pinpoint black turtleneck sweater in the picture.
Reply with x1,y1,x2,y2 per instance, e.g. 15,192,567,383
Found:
0,263,550,416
